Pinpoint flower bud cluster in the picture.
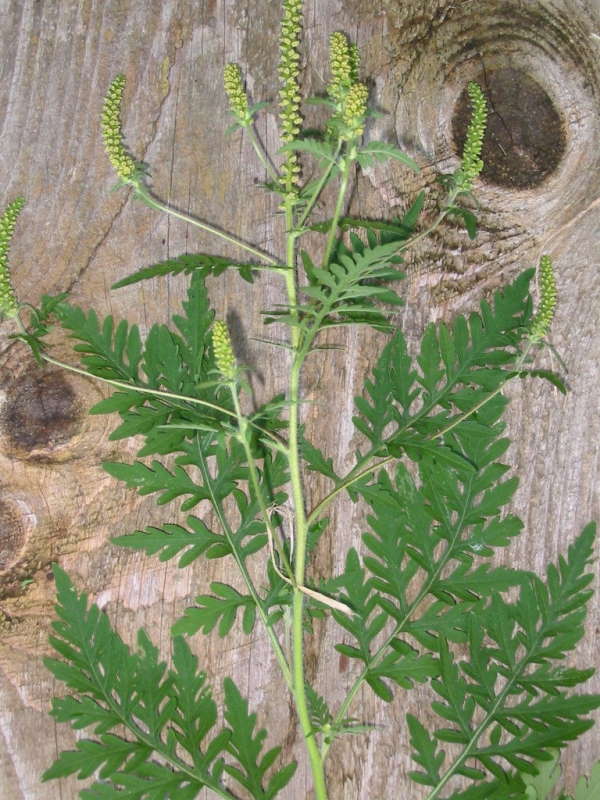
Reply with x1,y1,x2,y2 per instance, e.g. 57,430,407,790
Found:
454,81,487,194
278,0,303,186
327,32,367,141
101,74,138,183
529,255,557,343
224,64,251,127
212,321,237,380
342,82,369,139
328,32,359,101
0,197,25,318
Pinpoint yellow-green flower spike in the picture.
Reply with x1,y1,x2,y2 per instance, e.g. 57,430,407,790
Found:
224,63,251,126
101,74,138,184
0,197,25,319
212,321,237,380
328,32,360,101
529,255,557,343
455,81,488,194
341,82,368,139
278,0,303,187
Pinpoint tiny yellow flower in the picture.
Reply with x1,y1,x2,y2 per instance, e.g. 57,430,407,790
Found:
0,197,25,319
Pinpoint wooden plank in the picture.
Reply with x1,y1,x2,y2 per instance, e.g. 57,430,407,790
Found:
0,0,598,797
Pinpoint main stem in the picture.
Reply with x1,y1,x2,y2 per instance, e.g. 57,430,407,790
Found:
283,197,328,800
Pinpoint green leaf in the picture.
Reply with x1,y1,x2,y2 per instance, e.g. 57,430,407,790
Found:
112,252,256,289
279,137,337,163
43,566,234,797
111,516,229,566
407,714,445,787
414,523,598,791
356,140,419,172
56,304,143,381
102,459,208,510
172,583,255,637
222,678,296,799
520,750,561,800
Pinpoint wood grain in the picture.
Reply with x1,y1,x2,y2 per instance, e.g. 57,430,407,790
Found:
0,1,598,797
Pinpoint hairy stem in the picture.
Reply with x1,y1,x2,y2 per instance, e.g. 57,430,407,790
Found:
246,125,281,182
296,142,343,230
322,155,351,268
134,185,281,267
282,194,329,800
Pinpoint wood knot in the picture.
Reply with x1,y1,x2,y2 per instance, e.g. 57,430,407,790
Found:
452,68,565,189
0,367,82,460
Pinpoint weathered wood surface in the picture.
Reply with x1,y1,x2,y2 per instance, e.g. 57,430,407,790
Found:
1,0,599,797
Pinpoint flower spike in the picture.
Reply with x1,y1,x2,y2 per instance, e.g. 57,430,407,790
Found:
455,81,488,194
328,32,360,101
0,197,25,318
212,320,237,380
278,0,303,187
529,255,557,343
101,74,139,184
341,82,369,139
224,64,252,127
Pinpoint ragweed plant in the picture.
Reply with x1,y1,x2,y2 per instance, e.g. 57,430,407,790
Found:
3,1,599,798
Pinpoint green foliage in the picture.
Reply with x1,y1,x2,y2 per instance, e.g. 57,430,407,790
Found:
5,3,595,800
112,252,256,289
43,566,295,799
407,524,600,795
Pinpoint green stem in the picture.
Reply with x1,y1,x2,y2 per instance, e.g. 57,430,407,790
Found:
282,195,328,800
322,155,351,268
246,125,281,183
134,185,281,267
296,142,343,230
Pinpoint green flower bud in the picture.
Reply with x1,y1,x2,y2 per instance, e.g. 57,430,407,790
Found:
0,197,25,319
101,74,138,183
224,63,251,126
212,320,236,380
529,255,557,343
455,81,488,194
